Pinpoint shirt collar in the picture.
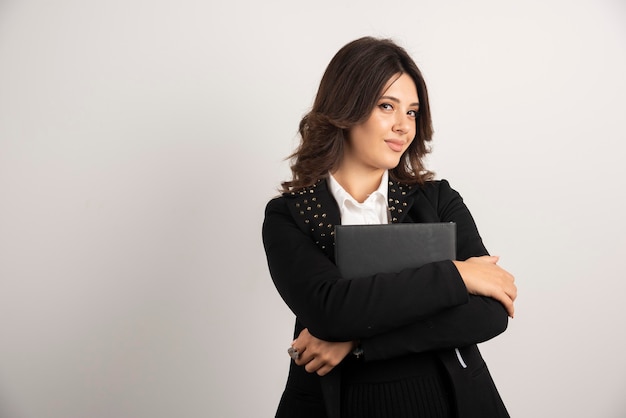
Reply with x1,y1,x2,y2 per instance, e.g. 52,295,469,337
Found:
328,171,388,206
328,171,389,225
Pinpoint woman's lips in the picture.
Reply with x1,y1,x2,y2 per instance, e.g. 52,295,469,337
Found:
385,139,405,152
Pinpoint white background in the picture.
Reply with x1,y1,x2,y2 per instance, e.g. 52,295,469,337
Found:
1,0,625,417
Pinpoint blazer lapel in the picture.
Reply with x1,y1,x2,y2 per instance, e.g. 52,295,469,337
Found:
285,177,424,247
387,179,419,224
283,179,341,260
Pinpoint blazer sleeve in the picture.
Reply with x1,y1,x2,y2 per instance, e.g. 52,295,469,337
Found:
359,180,510,361
361,295,508,361
262,196,470,342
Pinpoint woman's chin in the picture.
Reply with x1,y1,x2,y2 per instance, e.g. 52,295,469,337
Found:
383,156,404,170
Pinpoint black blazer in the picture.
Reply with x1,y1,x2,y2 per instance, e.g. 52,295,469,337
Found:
263,178,510,418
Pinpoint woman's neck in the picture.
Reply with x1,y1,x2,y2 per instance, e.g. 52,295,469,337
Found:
331,165,385,203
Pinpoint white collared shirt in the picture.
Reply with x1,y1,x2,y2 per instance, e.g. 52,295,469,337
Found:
328,171,389,225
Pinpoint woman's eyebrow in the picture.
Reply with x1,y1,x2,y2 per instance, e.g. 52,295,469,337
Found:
380,95,420,107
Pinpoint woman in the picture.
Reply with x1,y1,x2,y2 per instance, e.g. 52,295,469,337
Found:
262,37,516,418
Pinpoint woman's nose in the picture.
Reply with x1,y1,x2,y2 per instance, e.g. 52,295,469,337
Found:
393,114,410,134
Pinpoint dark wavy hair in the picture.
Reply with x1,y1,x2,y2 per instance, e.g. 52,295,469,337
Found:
281,36,434,193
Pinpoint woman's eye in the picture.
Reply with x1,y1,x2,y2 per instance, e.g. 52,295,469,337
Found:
407,110,419,117
379,103,393,110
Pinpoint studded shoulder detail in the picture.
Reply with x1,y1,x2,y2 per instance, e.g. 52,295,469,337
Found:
284,178,417,257
387,180,414,223
284,179,339,257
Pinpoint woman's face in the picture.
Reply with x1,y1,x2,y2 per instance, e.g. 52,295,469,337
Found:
342,73,419,173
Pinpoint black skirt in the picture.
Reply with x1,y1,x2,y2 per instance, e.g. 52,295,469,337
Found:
340,352,455,418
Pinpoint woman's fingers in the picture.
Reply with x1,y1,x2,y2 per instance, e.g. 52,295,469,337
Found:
302,352,344,375
490,270,517,318
469,255,499,264
495,289,515,318
291,328,354,375
292,345,313,366
453,257,518,318
505,274,517,301
304,357,323,374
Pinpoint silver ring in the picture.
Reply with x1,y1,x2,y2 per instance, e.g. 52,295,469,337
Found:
287,347,300,360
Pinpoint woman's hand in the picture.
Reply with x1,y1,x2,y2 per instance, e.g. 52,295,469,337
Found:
453,256,517,318
291,328,355,376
